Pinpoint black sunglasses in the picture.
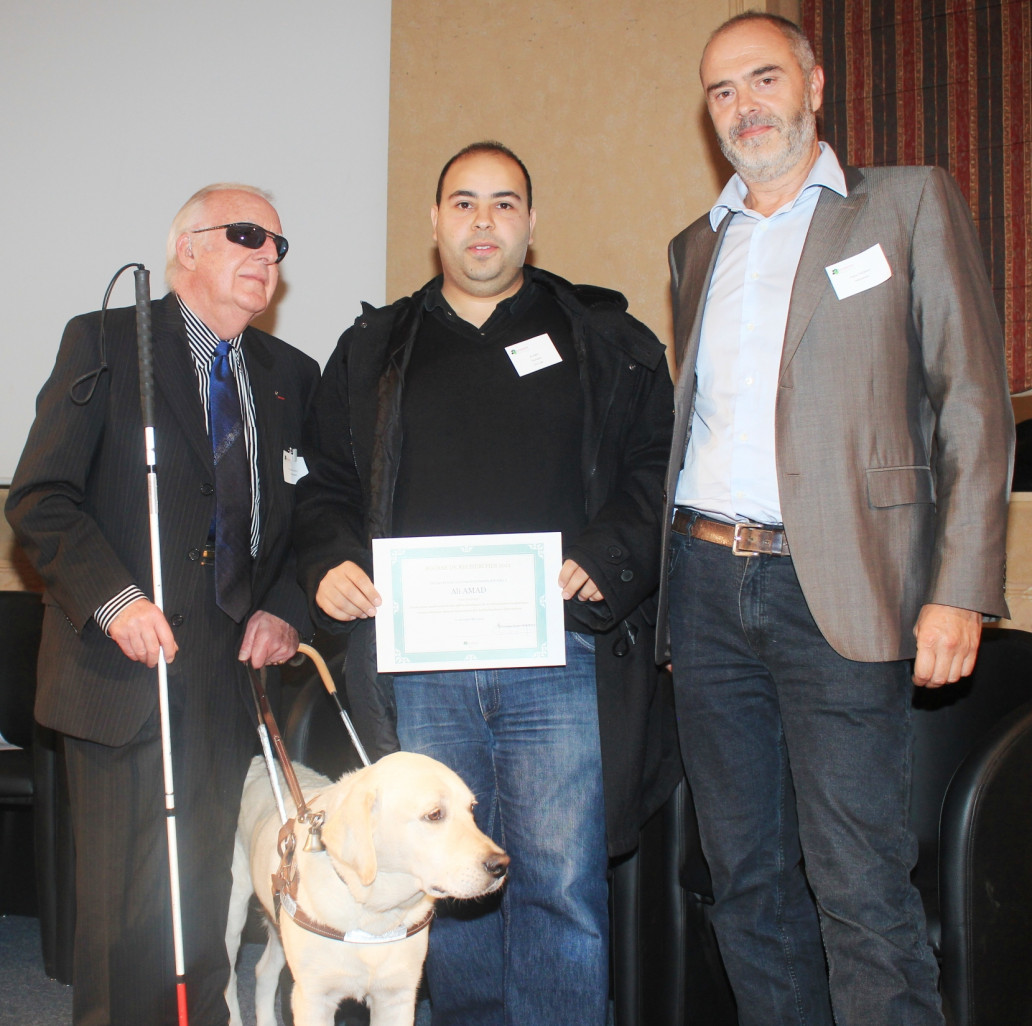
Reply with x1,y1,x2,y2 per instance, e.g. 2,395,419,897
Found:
191,222,289,263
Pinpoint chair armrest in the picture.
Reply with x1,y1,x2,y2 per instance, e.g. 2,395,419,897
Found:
938,700,1032,1026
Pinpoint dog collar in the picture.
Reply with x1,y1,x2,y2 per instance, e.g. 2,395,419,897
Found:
278,888,434,944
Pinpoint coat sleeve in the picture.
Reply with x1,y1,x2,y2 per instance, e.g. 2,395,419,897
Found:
293,323,376,628
5,312,141,630
912,167,1012,617
563,313,675,629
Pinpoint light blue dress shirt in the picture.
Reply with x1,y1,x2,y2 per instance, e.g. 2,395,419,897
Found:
675,142,848,524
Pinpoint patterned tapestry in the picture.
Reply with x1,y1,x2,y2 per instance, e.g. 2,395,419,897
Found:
801,0,1031,393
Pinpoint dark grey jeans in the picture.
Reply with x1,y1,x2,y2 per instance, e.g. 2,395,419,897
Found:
668,523,943,1026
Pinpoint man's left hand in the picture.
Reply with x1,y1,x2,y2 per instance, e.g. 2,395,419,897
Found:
559,559,604,602
912,603,982,688
238,610,300,668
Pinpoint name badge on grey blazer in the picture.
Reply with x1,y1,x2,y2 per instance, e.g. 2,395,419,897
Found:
826,243,892,300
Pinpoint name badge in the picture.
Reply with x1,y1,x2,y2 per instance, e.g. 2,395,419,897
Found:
283,448,308,484
505,333,562,377
825,243,892,300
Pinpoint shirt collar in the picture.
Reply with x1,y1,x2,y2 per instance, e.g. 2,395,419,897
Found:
423,270,534,321
708,141,847,229
176,295,243,364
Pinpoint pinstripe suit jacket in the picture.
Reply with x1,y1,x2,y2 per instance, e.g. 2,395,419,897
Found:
658,164,1013,663
6,295,319,745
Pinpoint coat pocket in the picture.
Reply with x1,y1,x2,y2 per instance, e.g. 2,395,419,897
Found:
866,465,935,508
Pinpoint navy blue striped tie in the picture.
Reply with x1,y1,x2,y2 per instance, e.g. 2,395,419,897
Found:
210,340,252,622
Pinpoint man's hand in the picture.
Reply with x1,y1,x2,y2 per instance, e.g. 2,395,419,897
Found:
108,598,178,667
912,602,982,688
238,610,300,668
316,561,381,621
559,559,604,602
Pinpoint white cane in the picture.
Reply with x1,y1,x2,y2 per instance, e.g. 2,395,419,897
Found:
134,266,190,1026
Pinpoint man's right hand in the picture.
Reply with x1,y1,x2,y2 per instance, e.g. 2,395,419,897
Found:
108,598,178,667
316,561,381,621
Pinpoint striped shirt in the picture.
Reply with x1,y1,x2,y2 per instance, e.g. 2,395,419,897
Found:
95,297,261,633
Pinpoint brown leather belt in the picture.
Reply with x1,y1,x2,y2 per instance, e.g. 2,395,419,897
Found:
672,509,790,557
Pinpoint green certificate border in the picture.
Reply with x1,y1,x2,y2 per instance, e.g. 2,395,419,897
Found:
372,532,565,672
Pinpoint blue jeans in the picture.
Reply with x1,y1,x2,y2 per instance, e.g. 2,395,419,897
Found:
667,525,943,1026
393,632,609,1026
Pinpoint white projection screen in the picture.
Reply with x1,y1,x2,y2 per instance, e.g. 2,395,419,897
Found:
0,0,391,480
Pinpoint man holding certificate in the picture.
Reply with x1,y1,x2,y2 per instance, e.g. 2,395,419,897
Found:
294,141,678,1026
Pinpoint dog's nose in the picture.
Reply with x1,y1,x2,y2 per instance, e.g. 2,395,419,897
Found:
486,852,510,879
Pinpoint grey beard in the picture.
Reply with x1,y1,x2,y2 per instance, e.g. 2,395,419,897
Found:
720,106,817,184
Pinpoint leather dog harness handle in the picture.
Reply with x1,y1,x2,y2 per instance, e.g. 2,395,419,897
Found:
248,665,311,820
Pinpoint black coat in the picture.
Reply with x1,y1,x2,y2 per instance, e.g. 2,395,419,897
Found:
295,268,681,856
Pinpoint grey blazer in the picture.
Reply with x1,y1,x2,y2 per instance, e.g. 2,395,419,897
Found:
658,164,1013,663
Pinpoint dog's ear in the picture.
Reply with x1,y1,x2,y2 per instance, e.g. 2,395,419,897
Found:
322,774,379,893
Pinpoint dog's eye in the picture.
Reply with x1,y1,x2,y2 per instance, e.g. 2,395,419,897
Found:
423,807,445,823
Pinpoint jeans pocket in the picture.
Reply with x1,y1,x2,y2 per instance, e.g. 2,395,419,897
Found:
568,631,597,654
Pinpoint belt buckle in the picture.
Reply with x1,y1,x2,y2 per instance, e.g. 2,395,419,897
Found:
731,523,768,557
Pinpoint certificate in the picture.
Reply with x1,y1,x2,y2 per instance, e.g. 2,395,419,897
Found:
372,532,566,672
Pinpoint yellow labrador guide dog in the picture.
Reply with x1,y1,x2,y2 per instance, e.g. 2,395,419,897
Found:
226,752,509,1026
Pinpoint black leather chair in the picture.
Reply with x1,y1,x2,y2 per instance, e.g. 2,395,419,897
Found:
610,774,736,1026
33,718,76,983
0,590,75,983
911,627,1032,1025
0,590,44,918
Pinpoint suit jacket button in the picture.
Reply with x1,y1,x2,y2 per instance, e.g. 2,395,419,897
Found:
188,548,201,561
200,483,214,496
607,546,623,560
620,569,634,582
170,613,184,627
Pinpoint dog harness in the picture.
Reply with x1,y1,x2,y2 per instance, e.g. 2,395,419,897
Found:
249,663,436,946
271,818,435,944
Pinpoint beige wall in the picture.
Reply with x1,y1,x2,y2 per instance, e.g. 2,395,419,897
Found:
0,488,41,592
383,0,1030,636
1002,496,1032,632
386,0,771,347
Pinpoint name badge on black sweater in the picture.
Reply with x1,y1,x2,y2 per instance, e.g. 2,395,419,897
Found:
506,333,562,376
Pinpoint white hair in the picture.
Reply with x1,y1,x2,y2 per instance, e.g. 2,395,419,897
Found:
165,183,275,289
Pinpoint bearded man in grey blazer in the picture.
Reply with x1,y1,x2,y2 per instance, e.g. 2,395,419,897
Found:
660,13,1013,1026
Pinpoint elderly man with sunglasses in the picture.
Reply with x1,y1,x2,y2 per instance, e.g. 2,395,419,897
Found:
7,183,319,1026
